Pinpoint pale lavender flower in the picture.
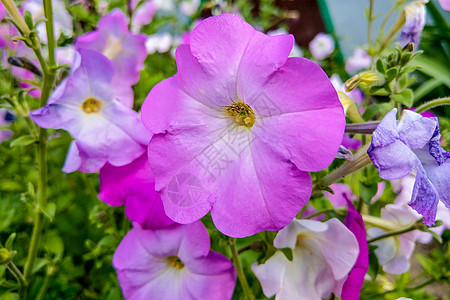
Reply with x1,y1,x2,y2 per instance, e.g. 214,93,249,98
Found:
113,222,236,300
438,0,450,10
30,49,151,173
345,48,371,75
76,9,147,107
252,218,358,300
367,204,418,274
131,1,157,33
398,1,428,47
309,33,335,60
368,108,450,225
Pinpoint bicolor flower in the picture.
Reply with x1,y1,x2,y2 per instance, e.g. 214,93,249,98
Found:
76,9,147,107
30,49,151,173
398,1,428,47
251,218,359,300
99,153,174,229
345,48,371,75
113,222,236,300
368,108,450,225
22,0,73,43
141,14,345,237
367,204,418,274
309,32,335,60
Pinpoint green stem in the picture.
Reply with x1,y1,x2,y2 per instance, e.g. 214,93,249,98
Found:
377,3,399,42
367,224,416,243
35,270,53,300
7,262,26,287
43,0,56,67
405,278,435,291
306,208,344,219
229,239,254,300
367,0,374,47
415,97,450,113
22,0,56,296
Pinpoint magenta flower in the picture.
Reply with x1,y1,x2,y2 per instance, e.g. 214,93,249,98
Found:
141,14,345,237
341,199,368,300
368,108,450,225
113,222,236,300
76,9,147,107
251,218,358,300
30,49,151,173
99,153,174,229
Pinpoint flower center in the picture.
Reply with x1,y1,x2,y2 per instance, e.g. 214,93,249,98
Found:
81,97,102,113
167,256,184,269
224,100,255,128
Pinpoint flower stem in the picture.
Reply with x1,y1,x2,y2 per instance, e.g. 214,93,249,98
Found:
367,0,374,47
22,0,56,296
7,262,26,287
415,97,450,113
229,238,254,300
367,223,417,243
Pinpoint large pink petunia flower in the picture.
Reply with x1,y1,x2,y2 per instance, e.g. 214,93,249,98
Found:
113,222,236,300
76,9,147,107
99,153,174,229
30,49,151,173
141,14,345,237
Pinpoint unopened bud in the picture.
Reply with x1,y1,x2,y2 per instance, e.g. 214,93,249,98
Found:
402,43,414,52
345,71,384,92
337,92,364,123
0,248,11,264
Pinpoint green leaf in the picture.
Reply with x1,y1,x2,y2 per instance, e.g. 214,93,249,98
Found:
42,231,64,254
400,52,412,66
367,245,379,280
416,254,441,279
280,247,293,261
398,73,408,90
413,55,450,88
359,181,378,204
23,10,33,30
5,233,16,251
10,135,36,148
376,58,386,74
391,89,413,107
42,203,56,221
413,78,443,102
386,67,398,82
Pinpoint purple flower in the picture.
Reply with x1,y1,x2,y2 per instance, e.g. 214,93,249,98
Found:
345,48,371,75
141,14,345,237
341,200,368,300
398,1,428,47
113,222,236,300
76,9,147,107
131,1,157,33
309,32,335,60
0,109,13,142
99,153,174,229
368,108,450,225
251,218,359,299
30,49,151,173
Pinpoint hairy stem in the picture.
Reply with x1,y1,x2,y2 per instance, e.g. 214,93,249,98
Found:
415,97,450,113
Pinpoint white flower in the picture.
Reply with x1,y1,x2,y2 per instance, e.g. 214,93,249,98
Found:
252,218,358,300
145,32,174,54
309,33,334,60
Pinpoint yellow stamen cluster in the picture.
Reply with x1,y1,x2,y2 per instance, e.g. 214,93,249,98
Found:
167,256,185,269
224,100,256,128
81,97,103,113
